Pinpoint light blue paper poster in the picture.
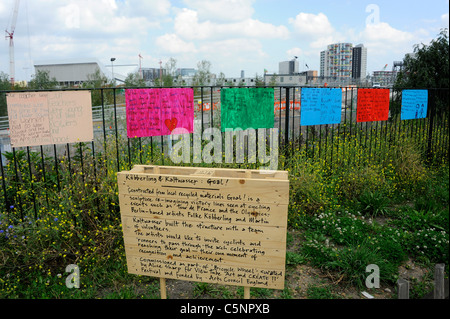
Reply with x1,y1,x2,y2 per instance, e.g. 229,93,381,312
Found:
300,88,342,126
401,90,428,120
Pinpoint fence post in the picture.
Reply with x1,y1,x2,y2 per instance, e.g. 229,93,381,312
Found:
284,87,290,147
434,263,445,299
397,278,409,299
426,89,435,162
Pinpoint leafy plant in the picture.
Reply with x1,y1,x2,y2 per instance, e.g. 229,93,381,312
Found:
358,190,389,217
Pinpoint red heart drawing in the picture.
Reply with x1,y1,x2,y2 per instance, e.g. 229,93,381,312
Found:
164,118,178,132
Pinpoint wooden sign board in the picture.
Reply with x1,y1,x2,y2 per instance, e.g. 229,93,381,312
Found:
117,165,289,290
6,91,93,148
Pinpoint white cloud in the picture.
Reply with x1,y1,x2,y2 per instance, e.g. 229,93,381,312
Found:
120,0,171,17
286,47,303,58
199,38,265,58
183,0,255,22
442,13,449,28
155,33,197,54
173,8,289,40
361,22,415,53
289,12,334,37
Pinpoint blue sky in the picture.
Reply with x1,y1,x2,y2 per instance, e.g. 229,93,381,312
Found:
1,0,448,82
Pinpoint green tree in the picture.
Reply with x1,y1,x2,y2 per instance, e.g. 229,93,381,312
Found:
82,69,114,107
268,73,278,87
124,72,146,87
0,72,11,116
393,28,449,117
27,70,59,90
192,60,212,86
255,73,265,87
216,72,226,86
395,28,449,89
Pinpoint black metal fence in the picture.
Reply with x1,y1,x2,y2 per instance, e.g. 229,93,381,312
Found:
0,86,448,221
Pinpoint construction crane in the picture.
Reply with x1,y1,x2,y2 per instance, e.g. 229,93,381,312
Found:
5,0,20,87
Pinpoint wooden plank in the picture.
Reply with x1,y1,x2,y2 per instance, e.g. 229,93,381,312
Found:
160,278,167,299
130,165,289,180
117,165,289,291
244,287,251,299
117,171,289,206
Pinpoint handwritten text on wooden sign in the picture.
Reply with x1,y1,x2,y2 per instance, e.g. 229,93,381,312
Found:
117,165,289,290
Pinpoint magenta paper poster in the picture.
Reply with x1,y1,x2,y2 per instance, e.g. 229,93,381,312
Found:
125,88,194,138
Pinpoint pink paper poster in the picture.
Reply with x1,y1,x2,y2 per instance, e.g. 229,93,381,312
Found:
125,88,194,138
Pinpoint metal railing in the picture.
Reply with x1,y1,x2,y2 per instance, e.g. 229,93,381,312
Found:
0,86,448,219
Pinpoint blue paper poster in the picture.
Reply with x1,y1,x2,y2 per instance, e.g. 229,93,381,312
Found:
300,88,342,126
401,90,428,120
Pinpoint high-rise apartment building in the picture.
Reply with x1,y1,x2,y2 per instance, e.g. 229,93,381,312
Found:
320,50,328,77
320,43,367,81
352,44,367,80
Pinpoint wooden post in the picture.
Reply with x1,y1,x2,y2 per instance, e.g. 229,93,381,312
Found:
160,278,167,299
434,263,445,299
397,278,409,299
244,286,251,299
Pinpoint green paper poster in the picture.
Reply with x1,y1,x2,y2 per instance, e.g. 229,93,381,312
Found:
220,88,274,131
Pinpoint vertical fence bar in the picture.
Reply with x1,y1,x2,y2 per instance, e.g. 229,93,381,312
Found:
201,87,204,135
139,137,143,164
53,144,60,191
101,89,108,172
40,145,49,208
278,87,282,149
12,148,23,219
298,87,302,157
291,88,295,154
349,88,355,168
127,138,132,169
210,86,214,129
79,143,85,184
285,87,290,149
26,146,38,219
0,148,9,211
113,88,120,172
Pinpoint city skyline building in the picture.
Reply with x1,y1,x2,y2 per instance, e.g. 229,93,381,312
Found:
279,59,299,75
320,42,368,82
352,44,368,80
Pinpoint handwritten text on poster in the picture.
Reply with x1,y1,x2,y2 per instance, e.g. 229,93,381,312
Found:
300,88,342,126
125,88,194,138
6,91,93,147
401,90,428,120
356,88,390,123
221,88,274,131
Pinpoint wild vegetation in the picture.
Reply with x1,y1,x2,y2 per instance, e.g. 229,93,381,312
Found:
0,108,448,298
